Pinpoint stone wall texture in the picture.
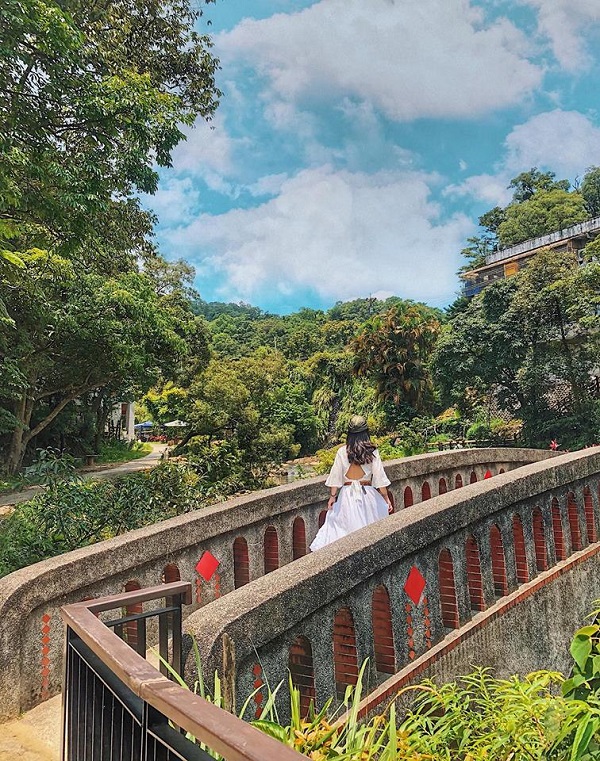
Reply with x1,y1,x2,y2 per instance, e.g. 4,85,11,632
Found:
183,447,600,724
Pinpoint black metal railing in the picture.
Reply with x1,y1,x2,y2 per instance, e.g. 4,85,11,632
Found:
61,582,305,761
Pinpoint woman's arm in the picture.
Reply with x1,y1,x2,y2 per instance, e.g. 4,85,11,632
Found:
377,486,393,514
327,488,338,510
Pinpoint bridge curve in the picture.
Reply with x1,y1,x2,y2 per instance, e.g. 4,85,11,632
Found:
0,447,552,720
185,447,600,723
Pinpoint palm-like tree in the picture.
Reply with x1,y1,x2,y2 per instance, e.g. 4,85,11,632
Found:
352,305,441,413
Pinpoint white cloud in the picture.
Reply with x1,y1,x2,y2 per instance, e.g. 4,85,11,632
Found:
169,166,474,304
218,0,543,122
520,0,600,71
446,109,600,206
504,110,600,177
146,178,201,227
445,173,513,206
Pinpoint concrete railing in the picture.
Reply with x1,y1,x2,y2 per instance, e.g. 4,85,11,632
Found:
185,447,600,723
0,447,549,721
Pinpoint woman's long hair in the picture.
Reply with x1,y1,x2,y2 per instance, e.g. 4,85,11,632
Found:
346,430,376,465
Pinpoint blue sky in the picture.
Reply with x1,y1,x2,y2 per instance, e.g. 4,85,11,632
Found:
146,0,600,313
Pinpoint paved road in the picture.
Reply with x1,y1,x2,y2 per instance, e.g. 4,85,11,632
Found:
0,443,168,510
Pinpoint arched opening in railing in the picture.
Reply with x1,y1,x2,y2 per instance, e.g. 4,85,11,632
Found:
289,636,316,717
465,535,485,611
333,607,359,698
292,517,307,560
584,487,596,543
499,468,505,474
470,471,478,484
123,580,142,647
567,493,582,551
163,563,181,583
421,481,431,501
489,525,508,597
318,510,327,528
455,474,463,489
552,499,566,561
439,477,447,495
233,537,250,589
371,586,395,674
438,549,459,628
532,508,547,571
264,527,279,574
512,514,529,584
403,486,414,508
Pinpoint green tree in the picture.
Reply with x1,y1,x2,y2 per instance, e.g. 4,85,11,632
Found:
508,168,570,203
0,252,206,472
497,188,588,247
1,0,220,268
434,249,600,447
352,304,441,414
581,166,600,218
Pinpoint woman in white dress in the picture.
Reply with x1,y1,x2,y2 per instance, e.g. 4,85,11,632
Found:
310,415,393,551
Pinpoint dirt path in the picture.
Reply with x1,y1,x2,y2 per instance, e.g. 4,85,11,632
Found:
0,443,168,512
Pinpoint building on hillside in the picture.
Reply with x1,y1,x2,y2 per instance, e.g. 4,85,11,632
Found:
461,216,600,298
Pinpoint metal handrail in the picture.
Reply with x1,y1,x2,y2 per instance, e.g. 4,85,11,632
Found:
61,582,306,761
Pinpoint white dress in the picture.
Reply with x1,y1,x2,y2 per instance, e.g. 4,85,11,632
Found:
310,446,391,551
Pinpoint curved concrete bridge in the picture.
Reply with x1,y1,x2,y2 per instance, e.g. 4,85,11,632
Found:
0,446,596,725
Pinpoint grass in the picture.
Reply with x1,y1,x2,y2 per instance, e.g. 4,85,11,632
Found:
97,440,152,464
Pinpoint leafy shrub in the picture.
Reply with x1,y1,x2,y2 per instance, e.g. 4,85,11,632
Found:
98,440,151,463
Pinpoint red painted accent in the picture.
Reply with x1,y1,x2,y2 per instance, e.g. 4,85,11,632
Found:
455,474,463,489
403,486,414,508
490,526,508,597
470,471,478,484
484,469,492,479
421,481,431,501
372,586,395,674
333,607,359,697
292,517,307,559
196,551,219,582
584,487,596,543
512,514,529,584
438,478,447,495
124,580,142,647
552,498,566,561
163,563,181,583
438,549,459,628
233,537,250,588
567,492,582,551
289,636,316,717
264,526,279,573
404,565,426,605
252,663,264,719
318,510,327,528
532,508,547,571
40,613,51,700
465,535,485,611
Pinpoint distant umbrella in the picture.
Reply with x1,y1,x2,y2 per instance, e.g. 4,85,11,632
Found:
134,421,154,429
163,420,188,428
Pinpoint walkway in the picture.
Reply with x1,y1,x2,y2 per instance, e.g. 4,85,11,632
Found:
0,443,168,512
0,695,60,761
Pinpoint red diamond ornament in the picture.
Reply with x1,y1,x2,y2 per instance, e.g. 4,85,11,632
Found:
404,565,426,605
196,551,219,582
484,469,492,479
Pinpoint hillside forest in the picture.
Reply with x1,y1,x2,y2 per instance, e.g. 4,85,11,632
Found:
1,0,600,488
